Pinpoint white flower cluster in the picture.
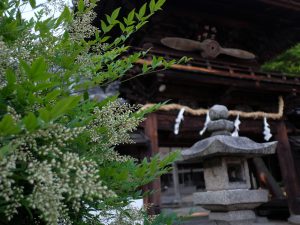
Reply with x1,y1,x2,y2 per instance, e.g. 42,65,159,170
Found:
69,7,99,41
7,106,21,122
68,0,110,80
0,40,11,88
45,0,69,16
31,124,85,147
89,101,143,147
22,124,85,151
27,159,66,224
0,122,115,224
0,31,53,90
26,152,115,224
0,154,23,221
90,145,134,164
102,206,145,225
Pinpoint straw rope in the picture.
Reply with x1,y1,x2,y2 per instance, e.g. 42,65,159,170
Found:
141,96,284,120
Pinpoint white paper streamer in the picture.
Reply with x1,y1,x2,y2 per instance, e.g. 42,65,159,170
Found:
263,117,272,141
232,114,241,137
200,111,211,136
174,108,185,135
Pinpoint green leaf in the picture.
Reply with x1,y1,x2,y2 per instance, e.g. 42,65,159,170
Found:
31,57,47,78
100,36,110,43
16,9,21,23
155,0,166,10
20,59,31,75
0,144,15,160
45,89,61,102
77,0,85,12
105,14,112,24
40,17,57,35
16,85,27,106
29,0,36,8
142,63,149,73
119,22,125,32
83,91,89,100
106,24,114,32
33,81,58,92
1,69,16,97
127,9,135,23
23,112,38,131
50,96,81,121
101,20,108,33
135,21,148,30
151,55,158,68
21,57,51,82
0,115,21,136
5,68,16,86
133,101,168,119
178,56,192,64
149,0,156,12
55,6,72,28
111,7,120,21
138,3,147,18
96,94,118,108
38,108,50,122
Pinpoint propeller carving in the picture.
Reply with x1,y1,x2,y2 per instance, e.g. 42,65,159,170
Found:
161,37,255,60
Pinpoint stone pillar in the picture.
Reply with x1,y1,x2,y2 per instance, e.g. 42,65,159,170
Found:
172,162,181,204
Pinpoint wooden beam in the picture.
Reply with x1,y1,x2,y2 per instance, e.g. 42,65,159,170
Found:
252,157,284,199
144,113,161,214
137,59,300,87
275,121,300,216
259,0,300,11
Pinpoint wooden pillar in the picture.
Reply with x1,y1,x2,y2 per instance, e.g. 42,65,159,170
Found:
144,113,161,214
275,121,300,218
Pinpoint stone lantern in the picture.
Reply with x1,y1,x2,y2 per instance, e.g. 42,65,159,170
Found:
181,105,277,225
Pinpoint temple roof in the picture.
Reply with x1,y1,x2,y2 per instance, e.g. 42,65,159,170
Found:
181,135,277,161
95,0,300,63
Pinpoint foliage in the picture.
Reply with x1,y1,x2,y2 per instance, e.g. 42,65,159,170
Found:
262,43,300,75
0,0,187,224
143,212,181,225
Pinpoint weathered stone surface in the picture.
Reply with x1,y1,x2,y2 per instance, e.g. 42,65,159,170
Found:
289,215,300,224
213,221,253,225
209,105,229,120
256,216,269,223
211,131,232,136
179,104,277,225
181,136,277,161
210,210,256,221
210,210,256,225
203,157,251,191
194,189,269,210
199,202,265,212
207,119,234,133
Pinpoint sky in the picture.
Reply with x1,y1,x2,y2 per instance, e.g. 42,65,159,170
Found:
22,0,72,21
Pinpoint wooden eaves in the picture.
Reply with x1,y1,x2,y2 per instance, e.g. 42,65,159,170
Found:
259,0,300,11
134,47,300,95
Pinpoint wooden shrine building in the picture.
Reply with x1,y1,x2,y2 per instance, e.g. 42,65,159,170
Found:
95,0,300,220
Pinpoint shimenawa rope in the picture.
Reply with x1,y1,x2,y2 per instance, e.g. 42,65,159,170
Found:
141,96,284,120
